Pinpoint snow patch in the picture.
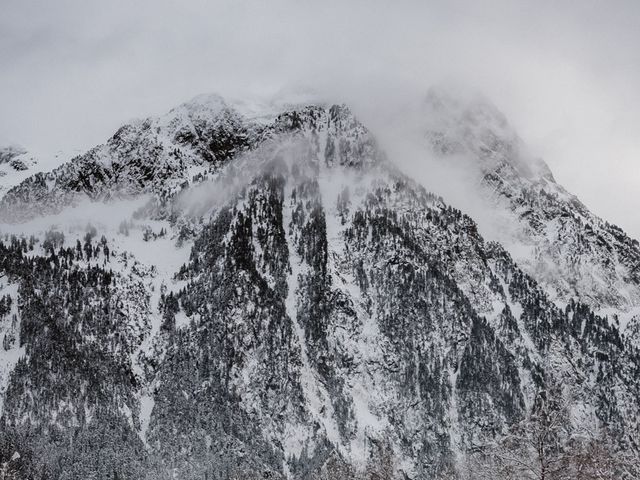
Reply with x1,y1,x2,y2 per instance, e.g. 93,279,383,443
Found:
0,282,24,416
139,394,155,445
281,174,341,462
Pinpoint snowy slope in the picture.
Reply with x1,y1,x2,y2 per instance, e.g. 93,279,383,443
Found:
0,146,40,199
420,87,640,328
0,145,85,205
0,93,638,480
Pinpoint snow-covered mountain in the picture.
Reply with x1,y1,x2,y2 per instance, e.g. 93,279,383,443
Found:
0,93,639,479
0,145,83,203
421,87,640,328
0,94,374,223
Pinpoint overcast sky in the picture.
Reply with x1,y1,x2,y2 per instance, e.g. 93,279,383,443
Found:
1,0,639,237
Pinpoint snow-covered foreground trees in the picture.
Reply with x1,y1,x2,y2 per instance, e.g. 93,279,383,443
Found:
463,384,640,480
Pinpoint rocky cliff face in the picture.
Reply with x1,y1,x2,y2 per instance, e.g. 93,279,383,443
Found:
0,94,639,479
0,96,376,223
422,88,640,326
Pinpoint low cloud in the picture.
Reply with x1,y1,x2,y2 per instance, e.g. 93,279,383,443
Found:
1,0,639,237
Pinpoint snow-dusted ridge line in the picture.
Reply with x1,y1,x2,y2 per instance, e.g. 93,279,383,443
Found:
0,90,639,478
420,86,640,321
0,92,376,225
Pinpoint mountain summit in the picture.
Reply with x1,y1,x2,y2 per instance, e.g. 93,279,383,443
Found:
0,92,639,479
422,87,640,325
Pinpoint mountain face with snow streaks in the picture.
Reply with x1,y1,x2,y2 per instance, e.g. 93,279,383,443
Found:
0,93,639,479
421,88,640,323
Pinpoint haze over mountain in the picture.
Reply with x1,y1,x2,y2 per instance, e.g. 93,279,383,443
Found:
2,1,640,478
0,91,639,479
2,0,640,240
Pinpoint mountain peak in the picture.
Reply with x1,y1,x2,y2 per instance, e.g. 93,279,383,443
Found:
423,86,554,183
155,93,232,131
1,90,640,479
0,94,380,223
420,86,640,318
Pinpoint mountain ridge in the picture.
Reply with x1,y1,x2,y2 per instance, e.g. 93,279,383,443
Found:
420,87,640,327
0,92,639,479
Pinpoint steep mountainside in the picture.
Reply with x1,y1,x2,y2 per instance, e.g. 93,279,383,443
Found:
0,95,374,223
0,95,639,479
422,88,640,328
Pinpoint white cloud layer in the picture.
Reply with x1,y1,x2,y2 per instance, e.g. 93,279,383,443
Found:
1,0,639,237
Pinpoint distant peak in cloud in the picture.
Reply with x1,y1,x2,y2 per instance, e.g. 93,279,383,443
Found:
422,84,555,183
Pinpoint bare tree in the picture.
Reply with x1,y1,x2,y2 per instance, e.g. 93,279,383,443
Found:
463,384,640,480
